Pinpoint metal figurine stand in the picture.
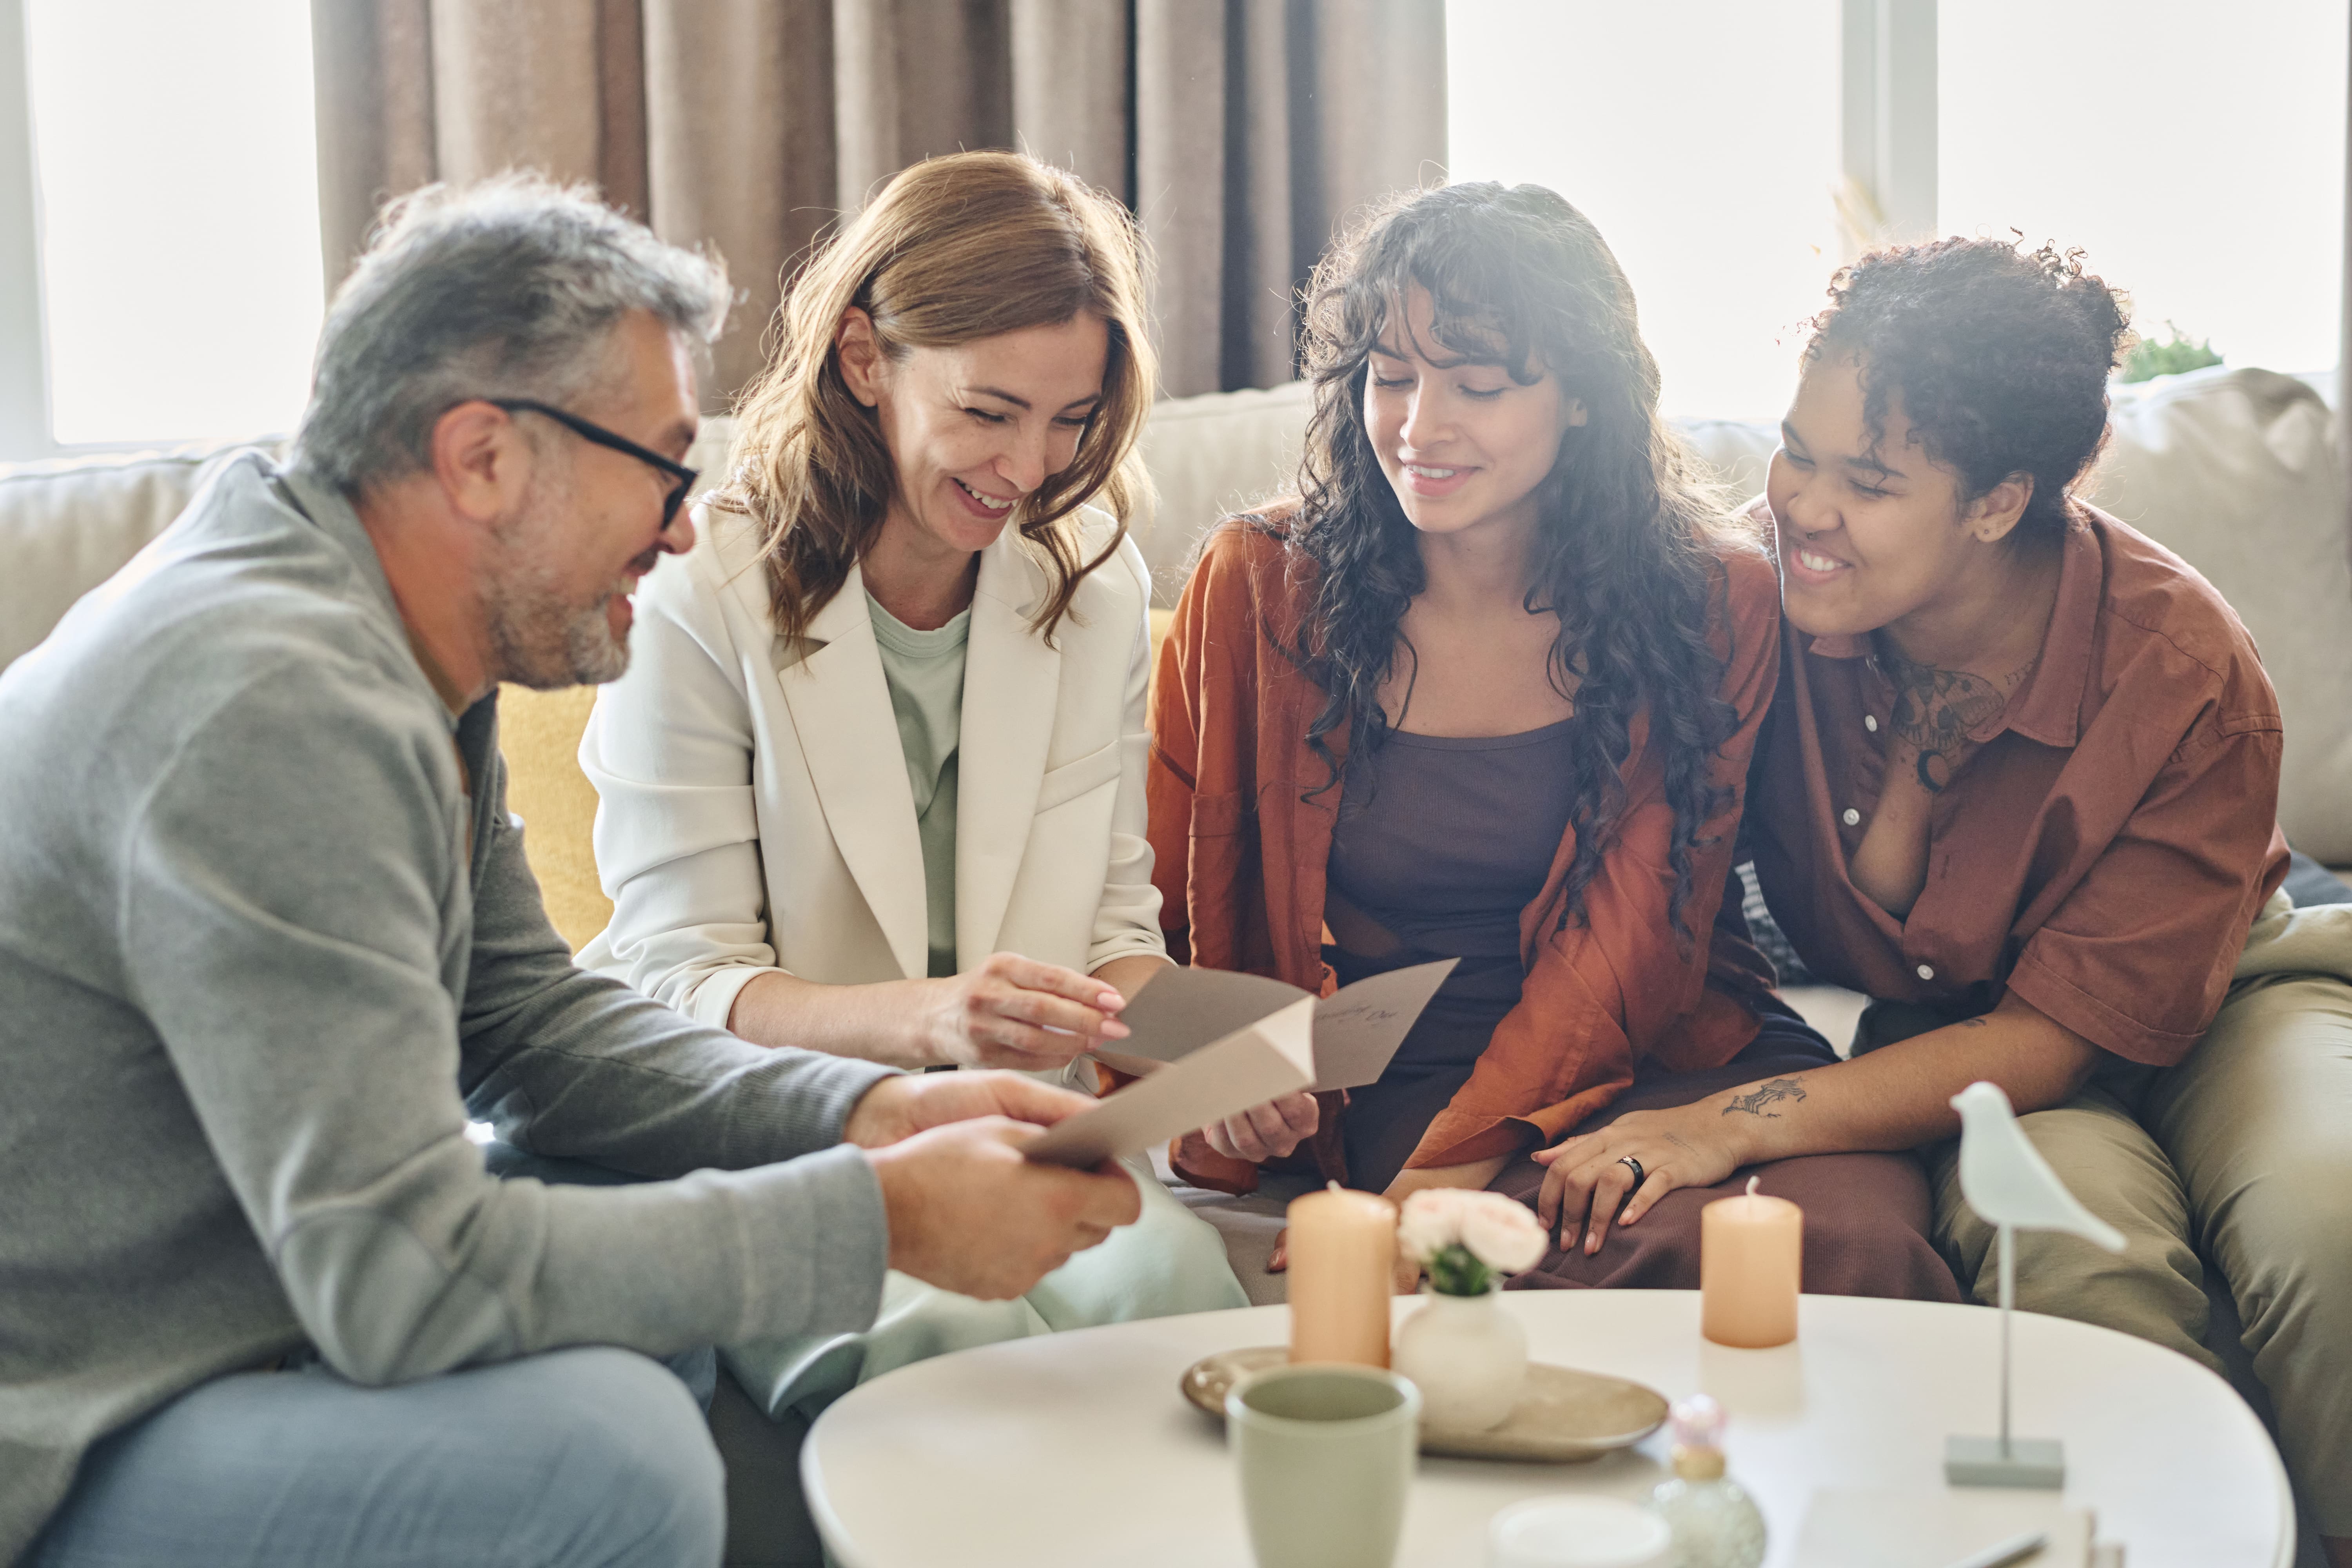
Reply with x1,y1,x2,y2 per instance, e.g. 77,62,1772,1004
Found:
1942,1081,2122,1490
1945,1224,2065,1488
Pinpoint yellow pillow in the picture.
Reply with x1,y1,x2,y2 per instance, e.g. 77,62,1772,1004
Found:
496,684,610,953
1149,607,1173,683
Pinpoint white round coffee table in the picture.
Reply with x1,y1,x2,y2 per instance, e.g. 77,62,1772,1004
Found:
803,1290,2292,1568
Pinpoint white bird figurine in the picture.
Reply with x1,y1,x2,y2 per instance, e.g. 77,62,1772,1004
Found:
1951,1082,2126,1252
1944,1080,2126,1488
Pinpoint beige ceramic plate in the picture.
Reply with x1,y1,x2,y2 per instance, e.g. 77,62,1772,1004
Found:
1180,1347,1669,1462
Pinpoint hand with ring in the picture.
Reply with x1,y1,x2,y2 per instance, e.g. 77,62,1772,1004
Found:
1530,1102,1745,1256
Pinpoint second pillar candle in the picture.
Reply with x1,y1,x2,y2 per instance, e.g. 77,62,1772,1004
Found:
1700,1176,1803,1348
1287,1182,1397,1367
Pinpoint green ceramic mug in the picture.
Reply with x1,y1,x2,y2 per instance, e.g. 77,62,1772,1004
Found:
1226,1364,1421,1568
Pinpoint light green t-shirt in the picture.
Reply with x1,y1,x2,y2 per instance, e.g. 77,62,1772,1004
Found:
867,593,971,979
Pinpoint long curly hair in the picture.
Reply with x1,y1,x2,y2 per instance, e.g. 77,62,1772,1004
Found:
715,151,1156,644
1276,181,1750,936
1804,237,2133,548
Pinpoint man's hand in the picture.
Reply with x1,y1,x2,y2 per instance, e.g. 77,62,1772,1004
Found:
908,953,1131,1071
846,1071,1140,1299
865,1118,1142,1299
840,1069,1099,1149
1201,1090,1320,1163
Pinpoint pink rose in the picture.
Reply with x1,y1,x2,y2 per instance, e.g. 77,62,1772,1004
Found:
1460,1193,1547,1274
1397,1187,1472,1263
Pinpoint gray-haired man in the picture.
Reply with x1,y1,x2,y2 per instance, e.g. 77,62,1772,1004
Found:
0,179,1140,1566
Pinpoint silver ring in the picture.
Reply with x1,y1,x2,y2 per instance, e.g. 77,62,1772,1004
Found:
1617,1155,1645,1187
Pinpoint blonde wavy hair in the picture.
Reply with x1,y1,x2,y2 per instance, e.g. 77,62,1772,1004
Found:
716,151,1156,644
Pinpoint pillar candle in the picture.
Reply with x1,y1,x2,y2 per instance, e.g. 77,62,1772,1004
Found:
1700,1176,1802,1348
1286,1181,1397,1367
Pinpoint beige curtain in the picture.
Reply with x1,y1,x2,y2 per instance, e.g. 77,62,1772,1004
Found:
311,0,1445,403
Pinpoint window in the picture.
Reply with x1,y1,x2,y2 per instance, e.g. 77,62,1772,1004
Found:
1450,0,2348,416
18,0,321,452
1446,0,1845,419
1940,0,2347,377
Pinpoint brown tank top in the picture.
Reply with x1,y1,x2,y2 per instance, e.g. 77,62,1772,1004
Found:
1325,716,1580,1071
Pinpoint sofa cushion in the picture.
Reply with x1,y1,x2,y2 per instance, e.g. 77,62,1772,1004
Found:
2080,367,2352,862
1675,417,1782,499
0,442,279,668
1130,381,1315,605
499,683,613,951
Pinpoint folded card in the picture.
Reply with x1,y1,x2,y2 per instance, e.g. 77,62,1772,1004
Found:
1022,960,1457,1171
1023,997,1319,1169
1085,958,1459,1093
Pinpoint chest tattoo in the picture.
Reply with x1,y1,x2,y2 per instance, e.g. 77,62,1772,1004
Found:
1876,650,2030,794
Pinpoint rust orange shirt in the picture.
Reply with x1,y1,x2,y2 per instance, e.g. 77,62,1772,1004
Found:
1147,519,1782,1180
1745,502,2289,1065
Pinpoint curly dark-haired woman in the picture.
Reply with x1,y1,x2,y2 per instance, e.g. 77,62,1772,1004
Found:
1146,181,1960,1301
1559,236,2352,1556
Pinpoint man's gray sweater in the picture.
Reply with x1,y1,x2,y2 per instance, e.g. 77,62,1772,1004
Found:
0,456,896,1559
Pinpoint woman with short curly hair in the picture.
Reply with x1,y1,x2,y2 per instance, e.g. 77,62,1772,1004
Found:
1150,181,1959,1300
1563,236,2352,1557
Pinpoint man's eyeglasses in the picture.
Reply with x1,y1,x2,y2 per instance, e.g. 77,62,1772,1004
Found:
486,398,699,531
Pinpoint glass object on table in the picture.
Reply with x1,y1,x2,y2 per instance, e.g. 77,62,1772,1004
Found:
1648,1393,1766,1568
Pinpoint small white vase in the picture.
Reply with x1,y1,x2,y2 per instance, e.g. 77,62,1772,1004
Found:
1391,1287,1528,1430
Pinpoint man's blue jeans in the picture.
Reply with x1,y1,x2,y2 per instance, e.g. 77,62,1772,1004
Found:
31,1145,726,1567
29,1346,724,1567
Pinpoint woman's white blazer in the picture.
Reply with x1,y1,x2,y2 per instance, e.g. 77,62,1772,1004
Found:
575,503,1167,1029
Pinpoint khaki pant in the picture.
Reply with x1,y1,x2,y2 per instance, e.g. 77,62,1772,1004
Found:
1909,897,2352,1536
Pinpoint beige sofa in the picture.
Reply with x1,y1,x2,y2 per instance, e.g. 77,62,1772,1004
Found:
5,364,2347,953
5,365,2344,938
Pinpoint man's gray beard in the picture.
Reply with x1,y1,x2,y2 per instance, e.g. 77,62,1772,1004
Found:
483,478,633,691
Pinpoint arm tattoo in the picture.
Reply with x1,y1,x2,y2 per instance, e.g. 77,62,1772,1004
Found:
1721,1076,1810,1118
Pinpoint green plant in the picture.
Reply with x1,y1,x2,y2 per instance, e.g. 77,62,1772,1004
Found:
1425,1243,1501,1297
2121,321,2221,383
1397,1187,1546,1293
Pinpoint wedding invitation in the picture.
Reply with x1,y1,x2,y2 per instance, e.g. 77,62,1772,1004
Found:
1022,959,1456,1169
1087,958,1457,1091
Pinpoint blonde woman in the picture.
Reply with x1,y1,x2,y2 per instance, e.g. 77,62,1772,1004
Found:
578,152,1245,1422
